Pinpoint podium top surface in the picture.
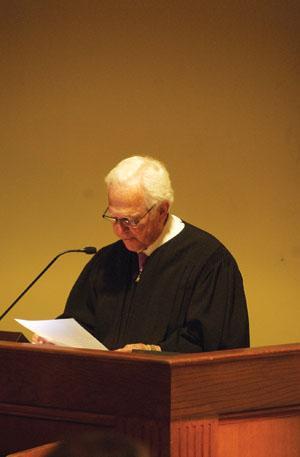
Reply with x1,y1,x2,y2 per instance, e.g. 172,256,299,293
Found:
0,340,299,365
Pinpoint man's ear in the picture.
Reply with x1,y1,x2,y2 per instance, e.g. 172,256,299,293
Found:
159,201,169,217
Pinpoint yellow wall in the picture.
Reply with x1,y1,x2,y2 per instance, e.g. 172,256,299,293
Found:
1,1,299,347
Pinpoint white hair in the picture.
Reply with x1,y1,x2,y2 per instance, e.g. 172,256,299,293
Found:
105,156,174,206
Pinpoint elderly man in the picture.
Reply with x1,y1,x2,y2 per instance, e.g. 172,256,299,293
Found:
53,155,249,353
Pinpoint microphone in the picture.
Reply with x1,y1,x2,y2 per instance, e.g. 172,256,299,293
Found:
0,246,97,321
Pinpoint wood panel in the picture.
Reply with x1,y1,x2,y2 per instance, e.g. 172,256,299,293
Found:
217,408,300,457
0,342,299,457
170,344,300,418
170,419,217,457
117,417,169,457
7,443,59,457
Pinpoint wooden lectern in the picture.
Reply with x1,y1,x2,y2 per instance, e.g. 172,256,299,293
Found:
0,341,299,457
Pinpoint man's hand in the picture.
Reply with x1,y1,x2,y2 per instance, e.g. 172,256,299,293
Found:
31,333,54,345
115,343,161,352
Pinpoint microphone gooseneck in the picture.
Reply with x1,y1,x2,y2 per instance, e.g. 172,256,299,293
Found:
0,246,97,321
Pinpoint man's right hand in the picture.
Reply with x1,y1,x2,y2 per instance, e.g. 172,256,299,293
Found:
31,333,53,344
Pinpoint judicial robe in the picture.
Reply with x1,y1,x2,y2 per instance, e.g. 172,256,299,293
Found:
60,222,249,352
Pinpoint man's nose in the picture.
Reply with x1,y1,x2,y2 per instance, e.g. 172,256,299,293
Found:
113,221,129,236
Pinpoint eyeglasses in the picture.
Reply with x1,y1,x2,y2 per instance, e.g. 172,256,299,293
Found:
102,205,155,228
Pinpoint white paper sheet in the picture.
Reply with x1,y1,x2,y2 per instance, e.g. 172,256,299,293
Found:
15,318,108,350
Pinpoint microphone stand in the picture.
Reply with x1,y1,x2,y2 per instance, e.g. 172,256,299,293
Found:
0,247,96,321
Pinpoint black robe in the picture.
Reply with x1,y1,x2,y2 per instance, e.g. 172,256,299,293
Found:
60,222,249,352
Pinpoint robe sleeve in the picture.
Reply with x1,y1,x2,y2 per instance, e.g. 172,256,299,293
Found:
159,251,250,353
57,256,99,338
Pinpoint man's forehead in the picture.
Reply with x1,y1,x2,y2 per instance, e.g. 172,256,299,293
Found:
108,185,146,207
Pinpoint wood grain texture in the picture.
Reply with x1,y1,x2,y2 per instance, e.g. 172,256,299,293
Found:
0,342,299,456
0,342,171,419
170,344,300,418
217,408,300,457
7,443,59,457
170,419,217,457
117,417,169,457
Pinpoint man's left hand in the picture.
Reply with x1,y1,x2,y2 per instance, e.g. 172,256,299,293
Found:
115,343,161,352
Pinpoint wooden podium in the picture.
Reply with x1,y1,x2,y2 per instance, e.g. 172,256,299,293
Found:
0,341,299,457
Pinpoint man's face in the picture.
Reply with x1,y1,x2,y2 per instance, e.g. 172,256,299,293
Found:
107,185,169,252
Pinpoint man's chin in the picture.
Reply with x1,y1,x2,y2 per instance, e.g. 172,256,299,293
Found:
122,239,143,252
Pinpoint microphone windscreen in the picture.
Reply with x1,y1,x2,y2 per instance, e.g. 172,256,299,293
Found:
83,246,97,254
